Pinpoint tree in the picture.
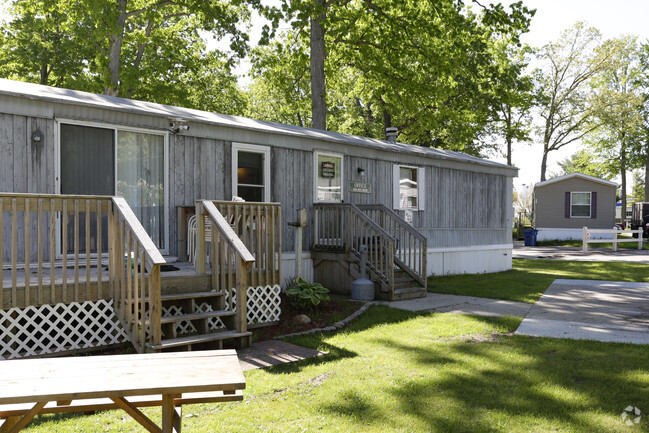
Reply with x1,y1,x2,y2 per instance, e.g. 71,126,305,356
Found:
587,35,644,219
261,0,534,154
534,22,618,181
0,0,278,111
632,171,645,202
552,149,610,179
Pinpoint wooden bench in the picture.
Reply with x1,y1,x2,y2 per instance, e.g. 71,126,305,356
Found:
0,350,245,433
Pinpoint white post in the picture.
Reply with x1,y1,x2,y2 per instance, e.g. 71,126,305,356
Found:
612,232,618,252
639,229,643,250
582,226,588,253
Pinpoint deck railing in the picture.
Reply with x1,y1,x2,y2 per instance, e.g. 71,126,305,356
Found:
0,193,165,353
357,204,427,287
313,203,395,292
109,197,166,352
0,193,114,309
195,201,282,288
195,200,255,336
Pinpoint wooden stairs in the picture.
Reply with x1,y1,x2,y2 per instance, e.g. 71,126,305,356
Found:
312,203,428,302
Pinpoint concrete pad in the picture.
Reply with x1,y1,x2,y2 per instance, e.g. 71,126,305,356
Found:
237,340,326,371
516,279,649,344
382,293,532,317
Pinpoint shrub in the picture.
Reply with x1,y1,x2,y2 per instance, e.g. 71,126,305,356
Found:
286,277,330,311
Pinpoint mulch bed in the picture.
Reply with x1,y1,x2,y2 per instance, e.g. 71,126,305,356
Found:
253,293,365,342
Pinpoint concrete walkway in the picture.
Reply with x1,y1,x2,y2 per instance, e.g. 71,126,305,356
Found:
380,293,532,317
516,279,649,344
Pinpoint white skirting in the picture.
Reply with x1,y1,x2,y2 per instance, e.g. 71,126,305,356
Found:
427,244,513,276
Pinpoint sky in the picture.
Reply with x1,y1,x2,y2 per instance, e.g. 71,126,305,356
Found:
495,0,649,192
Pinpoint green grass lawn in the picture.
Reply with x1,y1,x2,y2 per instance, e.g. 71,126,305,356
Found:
536,238,649,250
22,306,649,432
427,258,649,303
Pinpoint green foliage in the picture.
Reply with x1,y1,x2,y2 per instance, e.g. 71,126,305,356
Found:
534,22,620,181
552,149,610,179
286,277,329,310
632,171,646,202
250,0,535,156
0,0,257,113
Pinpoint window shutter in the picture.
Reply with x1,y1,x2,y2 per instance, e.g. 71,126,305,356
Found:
417,167,425,211
565,192,570,218
591,192,597,219
393,165,400,209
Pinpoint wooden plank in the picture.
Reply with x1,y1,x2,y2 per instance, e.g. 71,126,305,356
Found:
0,198,3,307
161,394,180,433
24,198,30,302
62,200,68,303
126,230,133,334
85,200,91,301
11,198,17,307
97,200,103,298
1,401,46,433
111,397,162,433
74,200,79,302
37,199,43,304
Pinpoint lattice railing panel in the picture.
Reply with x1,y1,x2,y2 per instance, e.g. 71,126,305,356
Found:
158,285,282,335
0,300,127,360
224,285,282,326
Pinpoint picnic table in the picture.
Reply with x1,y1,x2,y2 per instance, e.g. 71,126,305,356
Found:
0,349,245,433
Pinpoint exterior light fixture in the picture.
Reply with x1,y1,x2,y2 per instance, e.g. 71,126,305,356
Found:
31,130,44,144
357,167,365,177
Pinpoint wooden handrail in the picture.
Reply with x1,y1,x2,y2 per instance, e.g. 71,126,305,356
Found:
357,204,427,287
110,197,166,351
195,200,255,339
200,201,256,265
313,203,396,292
111,198,166,270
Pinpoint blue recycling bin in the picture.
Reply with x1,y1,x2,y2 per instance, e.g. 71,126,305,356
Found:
524,228,538,246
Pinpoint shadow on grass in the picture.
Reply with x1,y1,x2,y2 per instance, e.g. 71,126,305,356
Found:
325,331,649,432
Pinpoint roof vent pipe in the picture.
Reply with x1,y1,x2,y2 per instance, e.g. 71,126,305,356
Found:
385,127,398,143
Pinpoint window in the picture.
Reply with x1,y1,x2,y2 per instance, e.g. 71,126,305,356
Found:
393,165,425,210
59,123,168,252
232,143,270,202
571,192,591,218
314,151,343,202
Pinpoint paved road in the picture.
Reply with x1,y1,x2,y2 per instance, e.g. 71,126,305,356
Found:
512,240,649,263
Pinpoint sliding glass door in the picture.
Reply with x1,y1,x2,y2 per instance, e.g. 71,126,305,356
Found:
59,123,167,253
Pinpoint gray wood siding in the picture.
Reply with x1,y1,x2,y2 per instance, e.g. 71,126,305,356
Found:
271,147,313,252
534,178,616,229
168,135,229,255
344,156,509,247
0,114,56,262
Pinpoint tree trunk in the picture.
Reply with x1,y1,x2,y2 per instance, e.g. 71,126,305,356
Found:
540,149,549,182
645,143,649,201
621,138,627,220
310,0,326,130
505,105,513,166
105,0,128,96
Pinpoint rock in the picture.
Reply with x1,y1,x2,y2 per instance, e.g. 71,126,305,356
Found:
293,314,311,325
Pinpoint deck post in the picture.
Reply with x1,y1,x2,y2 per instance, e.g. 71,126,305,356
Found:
196,201,206,274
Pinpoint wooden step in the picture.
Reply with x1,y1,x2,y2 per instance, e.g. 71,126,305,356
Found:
160,310,235,325
133,290,224,304
161,290,224,302
394,276,419,289
149,330,253,351
392,286,427,301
